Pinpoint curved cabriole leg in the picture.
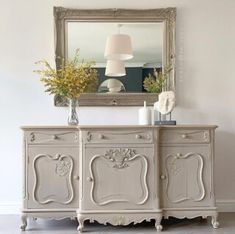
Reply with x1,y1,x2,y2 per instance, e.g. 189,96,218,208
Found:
77,218,84,233
211,214,219,229
20,214,27,231
155,219,163,232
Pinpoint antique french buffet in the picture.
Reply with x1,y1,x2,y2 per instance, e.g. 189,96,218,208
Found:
20,125,219,232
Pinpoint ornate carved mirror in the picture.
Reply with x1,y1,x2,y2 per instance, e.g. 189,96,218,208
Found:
54,7,176,106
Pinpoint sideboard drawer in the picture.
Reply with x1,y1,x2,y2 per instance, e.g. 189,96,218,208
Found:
25,130,79,144
160,129,210,144
84,130,153,144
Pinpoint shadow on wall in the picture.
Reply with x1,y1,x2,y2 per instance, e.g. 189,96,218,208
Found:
214,130,235,198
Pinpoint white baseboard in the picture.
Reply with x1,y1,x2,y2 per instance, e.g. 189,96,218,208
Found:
217,199,235,212
0,202,21,214
0,200,234,214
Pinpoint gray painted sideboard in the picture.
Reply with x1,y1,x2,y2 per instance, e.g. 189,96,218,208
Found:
20,125,219,232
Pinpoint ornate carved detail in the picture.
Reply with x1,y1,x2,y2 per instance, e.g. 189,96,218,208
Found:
85,130,152,143
78,214,161,227
33,154,74,204
203,131,209,141
29,131,78,143
163,209,218,221
87,132,92,142
30,132,35,142
178,130,210,142
55,93,161,107
20,214,27,231
164,214,206,219
54,6,68,20
54,7,176,20
104,148,136,169
165,152,205,203
113,216,126,226
211,215,220,229
54,7,176,106
155,219,163,232
56,160,71,177
89,150,149,206
77,218,85,232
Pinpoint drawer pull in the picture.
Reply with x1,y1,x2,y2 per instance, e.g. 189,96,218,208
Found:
112,100,118,106
73,175,79,180
98,134,104,140
55,153,61,159
176,153,182,159
87,176,93,182
53,135,59,140
181,134,187,139
135,134,142,139
160,175,166,180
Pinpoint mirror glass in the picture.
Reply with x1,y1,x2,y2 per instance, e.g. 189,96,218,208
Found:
98,78,126,93
67,22,163,93
54,7,176,106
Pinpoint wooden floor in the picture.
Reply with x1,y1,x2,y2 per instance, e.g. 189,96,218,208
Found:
0,213,234,233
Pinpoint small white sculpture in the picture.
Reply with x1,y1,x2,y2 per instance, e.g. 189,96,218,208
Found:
154,91,175,115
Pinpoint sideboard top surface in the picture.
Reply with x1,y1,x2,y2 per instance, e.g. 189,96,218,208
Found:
21,125,218,130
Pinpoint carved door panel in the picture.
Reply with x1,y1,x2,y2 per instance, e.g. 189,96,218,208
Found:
82,145,157,210
160,145,213,208
27,145,79,209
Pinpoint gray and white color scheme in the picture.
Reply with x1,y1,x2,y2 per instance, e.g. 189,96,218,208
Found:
1,1,235,234
21,125,218,232
54,7,176,106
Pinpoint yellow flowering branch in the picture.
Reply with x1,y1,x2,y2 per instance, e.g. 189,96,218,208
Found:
34,50,98,99
143,66,172,93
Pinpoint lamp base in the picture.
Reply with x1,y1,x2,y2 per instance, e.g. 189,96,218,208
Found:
154,120,176,125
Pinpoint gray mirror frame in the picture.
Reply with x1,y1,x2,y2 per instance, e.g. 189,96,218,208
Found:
54,7,176,106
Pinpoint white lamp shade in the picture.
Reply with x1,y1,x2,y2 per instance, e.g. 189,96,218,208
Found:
104,34,133,60
105,60,126,77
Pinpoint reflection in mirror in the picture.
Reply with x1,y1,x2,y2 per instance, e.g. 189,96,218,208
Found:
67,22,163,66
67,22,163,93
98,79,126,93
54,8,176,106
105,60,126,77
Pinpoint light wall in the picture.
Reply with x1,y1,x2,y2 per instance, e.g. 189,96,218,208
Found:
0,0,235,213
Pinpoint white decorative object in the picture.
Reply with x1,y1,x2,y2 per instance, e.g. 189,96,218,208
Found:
155,91,175,115
104,34,133,60
20,125,219,232
138,101,151,125
107,79,122,93
105,60,126,77
98,79,126,93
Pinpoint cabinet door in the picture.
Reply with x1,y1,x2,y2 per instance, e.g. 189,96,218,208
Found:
160,145,213,208
26,145,79,209
82,145,157,210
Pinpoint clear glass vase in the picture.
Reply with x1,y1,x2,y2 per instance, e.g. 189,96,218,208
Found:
67,99,79,125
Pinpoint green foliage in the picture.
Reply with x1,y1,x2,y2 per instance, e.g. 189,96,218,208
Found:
143,66,172,93
34,50,98,99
